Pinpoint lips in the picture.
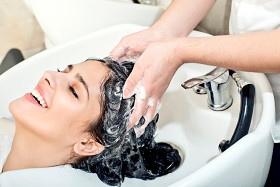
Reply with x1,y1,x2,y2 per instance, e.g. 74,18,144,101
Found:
25,85,48,108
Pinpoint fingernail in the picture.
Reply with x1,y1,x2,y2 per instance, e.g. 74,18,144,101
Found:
135,116,145,128
153,113,159,123
140,116,145,126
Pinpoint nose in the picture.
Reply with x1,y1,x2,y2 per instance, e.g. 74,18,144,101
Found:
43,71,56,89
43,70,67,89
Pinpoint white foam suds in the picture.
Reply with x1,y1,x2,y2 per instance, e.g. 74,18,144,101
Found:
131,81,146,128
131,81,162,137
116,46,140,62
124,54,140,62
133,81,146,114
132,81,145,137
134,81,146,100
147,97,154,107
155,100,162,115
144,112,152,125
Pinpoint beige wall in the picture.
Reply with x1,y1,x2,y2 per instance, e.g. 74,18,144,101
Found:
0,0,45,62
196,0,232,35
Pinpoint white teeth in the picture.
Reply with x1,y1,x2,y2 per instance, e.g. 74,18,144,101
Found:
32,90,38,96
31,89,47,108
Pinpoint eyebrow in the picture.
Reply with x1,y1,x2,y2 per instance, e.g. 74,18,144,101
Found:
68,64,89,99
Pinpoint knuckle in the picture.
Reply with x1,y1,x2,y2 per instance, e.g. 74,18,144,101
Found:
129,47,137,54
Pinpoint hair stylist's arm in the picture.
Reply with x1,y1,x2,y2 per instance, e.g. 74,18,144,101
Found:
110,0,215,62
118,30,280,133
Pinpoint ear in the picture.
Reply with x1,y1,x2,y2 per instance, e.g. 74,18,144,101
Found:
73,137,104,156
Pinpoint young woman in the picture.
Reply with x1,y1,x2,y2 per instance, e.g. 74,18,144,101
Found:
0,57,180,186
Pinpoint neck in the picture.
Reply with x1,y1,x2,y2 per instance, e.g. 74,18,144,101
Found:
3,123,72,172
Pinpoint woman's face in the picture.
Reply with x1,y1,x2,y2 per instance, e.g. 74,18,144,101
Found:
9,60,109,150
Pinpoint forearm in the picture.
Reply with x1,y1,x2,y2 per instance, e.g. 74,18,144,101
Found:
152,0,216,39
177,30,280,73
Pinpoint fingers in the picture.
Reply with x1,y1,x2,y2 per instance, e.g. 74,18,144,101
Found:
111,44,141,62
118,53,141,63
126,80,148,130
110,37,141,62
136,99,162,137
110,46,126,61
110,30,149,62
110,39,128,61
127,96,148,130
123,65,144,99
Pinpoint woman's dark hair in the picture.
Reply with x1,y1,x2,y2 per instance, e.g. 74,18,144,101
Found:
71,57,181,186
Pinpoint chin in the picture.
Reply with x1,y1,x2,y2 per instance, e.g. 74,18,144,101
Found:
9,98,22,118
9,96,53,139
9,96,34,125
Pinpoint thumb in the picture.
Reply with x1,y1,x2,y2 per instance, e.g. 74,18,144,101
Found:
123,68,143,99
110,43,127,61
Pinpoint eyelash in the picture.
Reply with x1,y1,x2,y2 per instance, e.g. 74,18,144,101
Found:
57,68,79,99
69,86,79,99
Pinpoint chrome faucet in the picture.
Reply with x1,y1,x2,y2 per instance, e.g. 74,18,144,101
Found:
181,67,233,111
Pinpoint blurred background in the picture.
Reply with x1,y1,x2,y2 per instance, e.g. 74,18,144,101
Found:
0,0,231,63
0,0,45,62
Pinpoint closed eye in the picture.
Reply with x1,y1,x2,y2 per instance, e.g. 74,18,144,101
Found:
69,86,78,99
58,68,79,99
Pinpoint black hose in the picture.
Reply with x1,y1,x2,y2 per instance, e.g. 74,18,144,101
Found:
132,0,140,3
219,72,255,152
0,48,24,75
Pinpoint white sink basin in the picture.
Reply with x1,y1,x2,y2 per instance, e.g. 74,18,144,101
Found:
24,0,164,48
0,24,275,187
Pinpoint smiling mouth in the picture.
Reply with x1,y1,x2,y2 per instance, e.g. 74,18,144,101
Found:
31,89,47,108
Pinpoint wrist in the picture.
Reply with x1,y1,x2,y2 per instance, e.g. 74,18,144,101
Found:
173,38,188,68
150,24,178,42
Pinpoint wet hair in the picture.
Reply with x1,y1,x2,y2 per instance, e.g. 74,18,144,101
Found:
71,57,181,186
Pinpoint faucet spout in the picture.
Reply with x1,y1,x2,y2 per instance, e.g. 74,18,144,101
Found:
181,67,232,111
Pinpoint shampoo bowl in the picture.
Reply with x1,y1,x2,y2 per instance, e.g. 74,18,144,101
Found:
0,24,275,187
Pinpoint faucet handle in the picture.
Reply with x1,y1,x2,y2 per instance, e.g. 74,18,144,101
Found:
181,67,228,89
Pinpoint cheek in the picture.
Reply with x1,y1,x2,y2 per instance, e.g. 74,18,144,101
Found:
50,94,87,123
11,91,97,147
11,94,89,145
38,95,88,142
